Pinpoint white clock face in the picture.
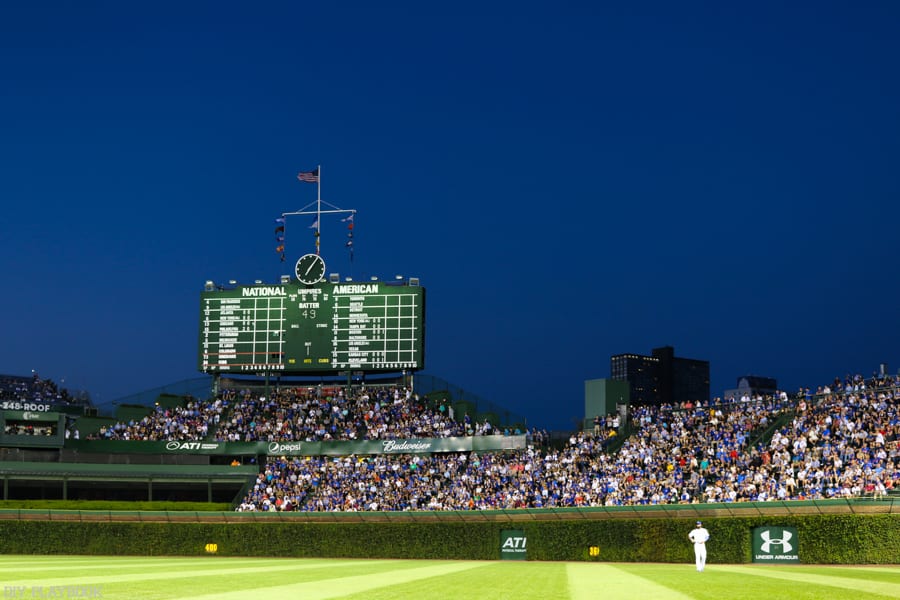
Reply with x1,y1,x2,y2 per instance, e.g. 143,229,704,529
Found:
295,254,326,285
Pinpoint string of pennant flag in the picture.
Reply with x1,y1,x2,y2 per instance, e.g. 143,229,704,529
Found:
275,217,286,262
343,213,354,262
274,167,355,264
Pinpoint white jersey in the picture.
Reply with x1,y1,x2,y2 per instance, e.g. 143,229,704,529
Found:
689,527,710,544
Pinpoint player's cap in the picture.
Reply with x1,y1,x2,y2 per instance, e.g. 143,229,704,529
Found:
696,521,702,525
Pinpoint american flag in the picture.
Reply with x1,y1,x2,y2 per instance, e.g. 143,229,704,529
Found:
297,168,319,183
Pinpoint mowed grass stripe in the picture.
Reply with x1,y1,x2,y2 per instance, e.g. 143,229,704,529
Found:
0,558,416,589
182,560,490,600
0,556,384,580
0,555,339,574
335,561,569,600
768,566,900,583
4,557,900,600
715,565,900,598
0,557,214,568
0,556,346,567
607,563,897,600
74,560,456,600
567,564,694,600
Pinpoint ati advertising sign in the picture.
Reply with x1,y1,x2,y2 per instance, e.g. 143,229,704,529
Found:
65,435,527,457
500,529,527,561
752,526,800,563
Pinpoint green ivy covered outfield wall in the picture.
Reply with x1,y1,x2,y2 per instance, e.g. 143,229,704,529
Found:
1,513,897,564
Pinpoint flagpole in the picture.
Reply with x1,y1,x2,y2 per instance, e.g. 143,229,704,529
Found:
285,165,354,264
316,164,322,255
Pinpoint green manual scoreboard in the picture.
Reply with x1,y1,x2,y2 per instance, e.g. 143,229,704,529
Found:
198,281,425,374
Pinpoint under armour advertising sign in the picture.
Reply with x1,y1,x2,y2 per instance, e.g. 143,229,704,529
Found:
500,529,527,561
752,526,800,563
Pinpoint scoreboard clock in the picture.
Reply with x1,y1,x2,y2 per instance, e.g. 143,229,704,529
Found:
294,253,326,285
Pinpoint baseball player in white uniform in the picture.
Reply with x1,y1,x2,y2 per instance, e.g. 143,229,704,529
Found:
688,520,710,572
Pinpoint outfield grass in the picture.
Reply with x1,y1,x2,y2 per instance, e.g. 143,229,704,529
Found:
0,556,898,599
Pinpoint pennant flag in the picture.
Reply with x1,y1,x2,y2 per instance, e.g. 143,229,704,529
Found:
309,217,319,229
346,222,354,262
275,217,287,263
297,168,319,183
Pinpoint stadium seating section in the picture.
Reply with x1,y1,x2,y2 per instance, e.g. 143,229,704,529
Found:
1,372,898,510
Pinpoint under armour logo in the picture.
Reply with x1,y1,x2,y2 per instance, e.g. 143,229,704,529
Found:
760,529,793,553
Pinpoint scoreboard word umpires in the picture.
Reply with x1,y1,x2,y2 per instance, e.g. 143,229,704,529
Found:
198,281,425,374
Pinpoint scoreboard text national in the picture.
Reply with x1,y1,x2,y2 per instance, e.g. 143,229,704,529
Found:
199,281,425,374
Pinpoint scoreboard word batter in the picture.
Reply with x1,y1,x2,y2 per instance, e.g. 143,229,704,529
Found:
199,281,425,374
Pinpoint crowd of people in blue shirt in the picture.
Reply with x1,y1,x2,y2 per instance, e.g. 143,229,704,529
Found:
71,370,900,511
88,385,516,442
236,374,899,511
0,373,73,405
214,385,481,442
90,397,228,441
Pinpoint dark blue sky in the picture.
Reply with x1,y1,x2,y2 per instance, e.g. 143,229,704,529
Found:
2,2,898,429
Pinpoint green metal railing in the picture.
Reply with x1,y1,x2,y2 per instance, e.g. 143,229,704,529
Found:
0,497,895,523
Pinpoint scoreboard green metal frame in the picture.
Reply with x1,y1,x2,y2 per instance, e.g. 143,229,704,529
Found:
198,281,425,374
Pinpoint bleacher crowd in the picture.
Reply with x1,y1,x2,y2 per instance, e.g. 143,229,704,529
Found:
0,373,73,405
87,386,509,442
235,375,899,511
31,368,899,511
89,398,228,441
214,386,474,442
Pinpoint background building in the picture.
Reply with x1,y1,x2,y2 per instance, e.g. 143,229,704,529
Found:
723,375,778,401
583,378,630,430
610,345,709,406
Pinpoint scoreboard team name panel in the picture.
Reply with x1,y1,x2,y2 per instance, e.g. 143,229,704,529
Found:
199,282,425,373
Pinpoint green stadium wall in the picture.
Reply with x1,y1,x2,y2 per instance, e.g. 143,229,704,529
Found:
0,508,897,564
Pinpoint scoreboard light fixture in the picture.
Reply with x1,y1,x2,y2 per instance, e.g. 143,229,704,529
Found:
228,280,237,286
409,277,420,286
254,280,263,285
204,281,215,292
280,275,291,284
329,273,340,283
